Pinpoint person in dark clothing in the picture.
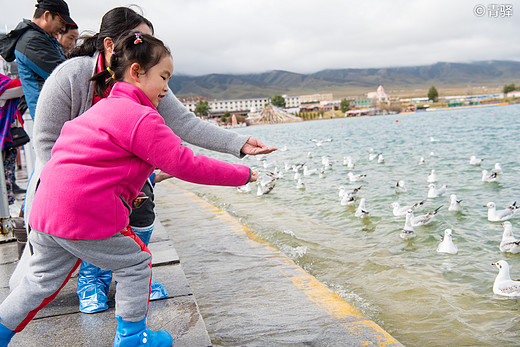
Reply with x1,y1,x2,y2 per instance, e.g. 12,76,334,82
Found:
0,0,75,120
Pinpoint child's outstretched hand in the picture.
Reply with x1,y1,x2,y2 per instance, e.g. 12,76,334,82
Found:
249,169,258,183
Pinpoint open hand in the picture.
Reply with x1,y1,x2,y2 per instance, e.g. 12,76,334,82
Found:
241,137,277,155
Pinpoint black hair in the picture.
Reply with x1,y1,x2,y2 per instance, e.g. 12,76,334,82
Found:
90,32,171,98
69,6,153,58
60,23,78,35
33,8,57,19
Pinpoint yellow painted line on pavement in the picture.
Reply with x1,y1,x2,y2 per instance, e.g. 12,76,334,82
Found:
166,182,401,346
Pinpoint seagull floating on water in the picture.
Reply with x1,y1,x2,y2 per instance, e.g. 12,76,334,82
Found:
340,186,361,206
410,205,442,227
395,180,407,193
377,153,385,163
368,148,378,161
296,178,306,190
427,169,437,183
310,138,332,146
355,198,369,218
390,200,424,217
491,163,503,174
437,229,458,254
492,260,520,297
469,155,484,166
448,194,463,212
347,172,367,182
418,157,426,165
427,183,447,198
485,201,517,222
499,222,520,253
343,156,355,168
400,210,416,240
303,165,317,176
481,170,498,183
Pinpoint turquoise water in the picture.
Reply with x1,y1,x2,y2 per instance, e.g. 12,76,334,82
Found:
186,104,520,346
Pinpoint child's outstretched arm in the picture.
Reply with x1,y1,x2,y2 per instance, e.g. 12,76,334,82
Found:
133,113,253,187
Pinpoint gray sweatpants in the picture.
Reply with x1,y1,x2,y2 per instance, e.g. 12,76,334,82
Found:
0,228,152,332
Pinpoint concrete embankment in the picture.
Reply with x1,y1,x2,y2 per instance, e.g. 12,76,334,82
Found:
154,180,402,346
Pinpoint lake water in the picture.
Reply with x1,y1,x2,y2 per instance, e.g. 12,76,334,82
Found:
186,104,520,346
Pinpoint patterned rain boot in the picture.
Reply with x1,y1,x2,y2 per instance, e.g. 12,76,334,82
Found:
0,323,15,347
114,315,172,346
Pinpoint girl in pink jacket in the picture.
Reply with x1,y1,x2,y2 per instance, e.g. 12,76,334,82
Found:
0,32,256,346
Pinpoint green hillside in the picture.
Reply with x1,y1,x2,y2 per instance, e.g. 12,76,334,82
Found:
169,60,520,99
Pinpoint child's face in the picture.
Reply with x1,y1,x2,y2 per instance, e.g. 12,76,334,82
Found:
137,56,174,107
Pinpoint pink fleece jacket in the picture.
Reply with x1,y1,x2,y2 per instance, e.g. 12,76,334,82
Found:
29,82,250,240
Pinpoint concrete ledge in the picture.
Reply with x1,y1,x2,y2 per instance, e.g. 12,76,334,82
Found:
0,220,212,346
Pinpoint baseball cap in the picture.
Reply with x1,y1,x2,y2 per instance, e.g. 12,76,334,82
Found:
35,0,76,26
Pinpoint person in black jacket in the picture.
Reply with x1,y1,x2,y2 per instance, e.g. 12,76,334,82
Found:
0,0,75,120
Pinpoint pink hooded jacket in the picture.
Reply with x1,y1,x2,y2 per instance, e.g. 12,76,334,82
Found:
29,82,250,240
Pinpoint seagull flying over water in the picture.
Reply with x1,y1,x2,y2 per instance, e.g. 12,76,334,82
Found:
400,210,416,240
448,194,463,212
485,201,517,222
427,183,447,198
237,183,252,193
437,229,458,254
492,260,520,297
410,205,442,227
390,200,424,217
499,222,520,253
256,175,276,196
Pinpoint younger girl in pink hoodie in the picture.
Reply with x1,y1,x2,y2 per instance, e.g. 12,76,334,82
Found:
0,32,256,346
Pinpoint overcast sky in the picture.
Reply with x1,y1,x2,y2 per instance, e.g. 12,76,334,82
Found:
2,0,519,76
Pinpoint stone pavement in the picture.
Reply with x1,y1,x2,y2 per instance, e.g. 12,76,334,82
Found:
0,221,212,347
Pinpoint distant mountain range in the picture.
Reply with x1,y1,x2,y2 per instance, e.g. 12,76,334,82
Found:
169,60,520,100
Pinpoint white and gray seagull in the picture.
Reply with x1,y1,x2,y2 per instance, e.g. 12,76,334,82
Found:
437,229,458,254
410,205,443,227
499,221,520,253
400,210,416,240
427,183,447,198
448,194,463,212
390,200,424,217
492,260,520,297
485,201,517,222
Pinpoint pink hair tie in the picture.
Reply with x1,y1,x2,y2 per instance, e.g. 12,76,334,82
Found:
134,32,143,45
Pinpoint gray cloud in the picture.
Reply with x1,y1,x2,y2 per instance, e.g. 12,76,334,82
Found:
2,0,519,75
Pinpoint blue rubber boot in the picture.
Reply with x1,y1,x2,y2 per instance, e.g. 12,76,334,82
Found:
77,261,113,313
133,226,169,301
0,322,15,347
114,315,172,346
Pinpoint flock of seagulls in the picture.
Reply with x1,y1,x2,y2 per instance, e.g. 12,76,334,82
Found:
234,136,518,297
